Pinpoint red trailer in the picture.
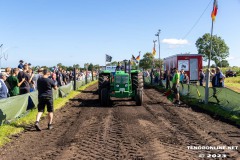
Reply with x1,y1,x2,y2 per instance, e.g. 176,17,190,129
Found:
163,54,203,82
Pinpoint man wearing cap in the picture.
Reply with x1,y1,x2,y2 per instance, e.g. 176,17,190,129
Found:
0,72,8,99
18,60,24,70
35,69,57,131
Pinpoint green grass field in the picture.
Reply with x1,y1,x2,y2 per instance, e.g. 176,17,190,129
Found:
224,76,240,93
0,81,97,146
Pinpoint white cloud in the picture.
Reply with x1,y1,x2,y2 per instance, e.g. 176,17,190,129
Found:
162,38,189,45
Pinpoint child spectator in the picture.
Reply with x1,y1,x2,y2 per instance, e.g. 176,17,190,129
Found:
180,69,184,84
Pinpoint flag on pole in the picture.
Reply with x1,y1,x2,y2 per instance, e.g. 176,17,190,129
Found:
136,53,140,61
211,0,218,21
132,55,137,63
106,54,112,62
152,44,156,56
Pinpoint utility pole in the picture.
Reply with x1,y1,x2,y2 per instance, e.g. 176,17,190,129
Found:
151,40,157,85
155,29,163,86
0,44,3,71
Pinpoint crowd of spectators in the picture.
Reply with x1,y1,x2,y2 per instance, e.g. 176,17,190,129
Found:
152,67,225,88
0,60,95,99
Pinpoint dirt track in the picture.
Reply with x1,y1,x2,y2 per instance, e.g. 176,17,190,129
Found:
0,84,240,160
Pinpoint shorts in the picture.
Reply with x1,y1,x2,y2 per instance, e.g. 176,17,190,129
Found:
172,83,179,94
38,97,54,112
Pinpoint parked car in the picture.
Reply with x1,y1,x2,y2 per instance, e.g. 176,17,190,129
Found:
225,70,237,77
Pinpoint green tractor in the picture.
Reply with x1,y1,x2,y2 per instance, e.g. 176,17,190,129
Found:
98,61,143,106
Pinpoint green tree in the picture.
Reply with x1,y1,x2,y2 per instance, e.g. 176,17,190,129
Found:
73,64,80,69
57,63,63,67
88,63,93,71
154,58,164,69
196,33,229,65
139,52,154,70
93,64,100,70
106,61,118,66
216,60,229,68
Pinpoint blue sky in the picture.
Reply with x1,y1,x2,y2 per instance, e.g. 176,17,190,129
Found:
0,0,239,68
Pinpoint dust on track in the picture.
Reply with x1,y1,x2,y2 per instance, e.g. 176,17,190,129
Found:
0,84,239,160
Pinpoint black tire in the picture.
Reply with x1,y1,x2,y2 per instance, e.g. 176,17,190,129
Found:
136,89,143,106
98,74,110,100
100,88,110,107
131,72,144,105
132,72,143,91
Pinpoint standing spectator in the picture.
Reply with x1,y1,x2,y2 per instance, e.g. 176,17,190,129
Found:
172,68,180,105
7,68,25,96
28,63,32,68
199,69,205,86
180,69,184,84
5,67,11,78
210,69,216,87
3,68,11,91
62,70,68,85
213,67,225,87
18,60,24,70
154,70,159,84
32,68,43,90
0,73,8,99
27,68,35,92
183,73,190,84
35,69,57,131
18,64,31,94
51,73,58,86
165,70,171,90
56,67,63,86
69,71,74,81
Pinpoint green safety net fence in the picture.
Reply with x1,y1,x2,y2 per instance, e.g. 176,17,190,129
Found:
59,82,73,97
144,76,240,115
0,78,96,125
0,94,29,125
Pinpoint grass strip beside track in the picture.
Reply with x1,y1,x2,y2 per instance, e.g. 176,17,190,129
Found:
146,84,240,127
0,80,97,146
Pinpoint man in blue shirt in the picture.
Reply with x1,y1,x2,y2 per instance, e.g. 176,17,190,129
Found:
214,67,225,87
0,73,8,99
18,60,24,70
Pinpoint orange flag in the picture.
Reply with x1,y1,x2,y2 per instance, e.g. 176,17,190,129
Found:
211,0,218,21
152,44,156,56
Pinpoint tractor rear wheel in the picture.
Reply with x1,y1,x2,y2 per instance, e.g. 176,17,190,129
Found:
100,88,110,107
132,72,144,106
136,89,143,106
98,74,110,101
